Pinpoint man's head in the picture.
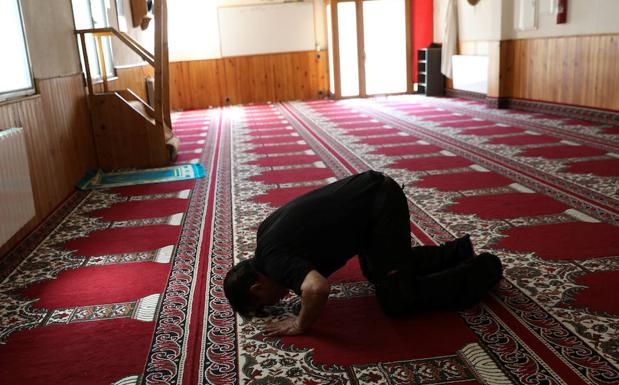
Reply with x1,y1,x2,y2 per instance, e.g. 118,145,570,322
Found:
224,259,289,317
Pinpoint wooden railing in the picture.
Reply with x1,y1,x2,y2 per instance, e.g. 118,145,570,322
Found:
76,0,171,134
75,27,154,96
74,0,176,170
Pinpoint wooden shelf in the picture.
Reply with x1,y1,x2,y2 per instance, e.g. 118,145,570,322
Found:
417,47,444,96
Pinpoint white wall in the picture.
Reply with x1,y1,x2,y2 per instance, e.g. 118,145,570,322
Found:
435,0,619,44
168,0,325,62
504,0,619,39
434,0,502,43
21,0,82,78
168,0,221,61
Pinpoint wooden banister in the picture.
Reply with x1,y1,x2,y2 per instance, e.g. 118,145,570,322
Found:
154,0,172,143
75,8,177,168
116,32,154,65
75,28,155,66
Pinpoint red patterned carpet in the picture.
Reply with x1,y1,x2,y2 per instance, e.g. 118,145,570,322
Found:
1,96,618,384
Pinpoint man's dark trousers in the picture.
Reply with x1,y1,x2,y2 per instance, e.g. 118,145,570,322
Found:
358,175,503,316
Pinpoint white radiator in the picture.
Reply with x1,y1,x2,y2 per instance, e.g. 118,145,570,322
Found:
0,127,35,245
452,55,489,94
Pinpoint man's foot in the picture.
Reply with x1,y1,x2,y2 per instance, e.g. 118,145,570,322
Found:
476,252,504,287
454,234,475,261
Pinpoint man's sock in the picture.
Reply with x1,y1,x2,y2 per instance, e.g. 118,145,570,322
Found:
455,234,475,261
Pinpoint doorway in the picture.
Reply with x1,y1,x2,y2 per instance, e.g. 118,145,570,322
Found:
326,0,411,98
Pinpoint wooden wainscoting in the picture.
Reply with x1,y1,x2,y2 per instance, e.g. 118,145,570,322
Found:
169,50,329,110
0,73,97,257
93,63,154,103
114,64,154,102
501,34,619,111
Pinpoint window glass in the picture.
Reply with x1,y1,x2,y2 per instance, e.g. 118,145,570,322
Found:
337,2,359,97
363,0,407,95
0,0,34,99
72,0,115,79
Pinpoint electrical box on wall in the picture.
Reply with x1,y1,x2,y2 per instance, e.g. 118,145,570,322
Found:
515,0,538,31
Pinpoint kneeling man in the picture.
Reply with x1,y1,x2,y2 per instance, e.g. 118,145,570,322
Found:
224,171,503,336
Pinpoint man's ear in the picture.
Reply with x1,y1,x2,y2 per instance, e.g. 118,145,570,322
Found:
249,282,262,295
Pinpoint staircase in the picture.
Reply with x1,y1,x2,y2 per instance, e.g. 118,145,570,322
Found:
76,0,178,171
90,90,175,169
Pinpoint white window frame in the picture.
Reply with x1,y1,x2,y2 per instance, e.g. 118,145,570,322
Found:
72,0,115,81
0,0,35,102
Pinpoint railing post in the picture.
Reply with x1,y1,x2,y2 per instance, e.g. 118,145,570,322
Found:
161,0,172,131
154,0,172,142
79,32,94,96
154,0,163,135
95,34,109,92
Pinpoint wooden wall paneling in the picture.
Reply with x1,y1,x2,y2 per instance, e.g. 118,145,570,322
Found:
37,76,97,205
318,50,329,97
601,35,619,109
211,60,229,107
252,54,276,103
501,34,619,111
310,51,322,98
113,64,154,101
91,92,167,170
498,40,512,98
199,59,227,108
287,53,301,100
170,61,194,110
486,41,501,98
309,50,328,99
304,51,321,100
270,54,286,102
222,57,240,106
168,51,329,110
297,52,311,100
291,52,307,100
236,56,255,104
243,55,263,103
170,60,226,110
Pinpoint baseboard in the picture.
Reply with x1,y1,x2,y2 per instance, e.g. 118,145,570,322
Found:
504,99,619,125
445,88,486,102
445,88,619,125
485,96,510,109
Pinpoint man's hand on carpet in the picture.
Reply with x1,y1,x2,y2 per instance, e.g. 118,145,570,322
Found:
263,317,305,336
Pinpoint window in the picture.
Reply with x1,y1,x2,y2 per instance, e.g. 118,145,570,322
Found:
72,0,115,80
0,0,34,101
